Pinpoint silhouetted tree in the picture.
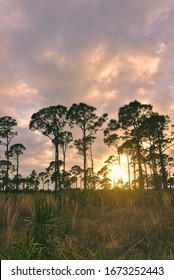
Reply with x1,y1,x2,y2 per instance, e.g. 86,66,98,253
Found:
29,105,67,190
104,119,120,152
67,103,107,189
74,135,96,188
0,116,17,191
70,165,83,188
0,160,12,190
29,170,39,191
46,160,63,187
59,131,73,187
118,100,153,189
104,155,119,187
117,139,136,189
38,171,47,190
97,165,112,190
104,119,122,180
142,113,172,189
7,143,26,190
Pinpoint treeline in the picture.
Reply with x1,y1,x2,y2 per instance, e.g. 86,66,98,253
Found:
0,100,174,191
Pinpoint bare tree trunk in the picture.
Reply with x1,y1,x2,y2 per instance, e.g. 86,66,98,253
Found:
55,143,61,190
158,142,167,189
136,138,144,189
132,157,136,189
127,155,131,189
143,160,149,190
5,137,10,192
83,129,87,190
16,154,19,190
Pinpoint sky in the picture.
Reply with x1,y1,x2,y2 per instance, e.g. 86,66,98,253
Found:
0,0,174,177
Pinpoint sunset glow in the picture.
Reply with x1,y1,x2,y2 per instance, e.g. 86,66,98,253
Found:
108,156,129,186
109,165,123,185
0,0,174,179
1,0,174,263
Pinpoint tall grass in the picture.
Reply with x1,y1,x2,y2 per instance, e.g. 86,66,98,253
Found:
3,198,21,245
0,189,174,259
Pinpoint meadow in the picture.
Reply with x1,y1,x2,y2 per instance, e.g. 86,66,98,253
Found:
1,189,174,260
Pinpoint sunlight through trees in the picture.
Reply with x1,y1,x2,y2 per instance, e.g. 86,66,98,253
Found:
0,100,174,191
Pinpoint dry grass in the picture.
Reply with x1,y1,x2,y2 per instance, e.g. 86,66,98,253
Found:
0,189,174,259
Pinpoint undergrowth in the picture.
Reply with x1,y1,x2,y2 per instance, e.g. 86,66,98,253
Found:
0,189,174,259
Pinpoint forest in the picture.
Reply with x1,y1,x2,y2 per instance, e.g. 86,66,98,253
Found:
1,100,174,260
0,100,174,192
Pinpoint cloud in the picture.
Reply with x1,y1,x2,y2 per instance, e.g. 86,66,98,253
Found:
0,0,174,176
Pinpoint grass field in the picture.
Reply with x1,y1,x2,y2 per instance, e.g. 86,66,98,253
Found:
1,189,174,260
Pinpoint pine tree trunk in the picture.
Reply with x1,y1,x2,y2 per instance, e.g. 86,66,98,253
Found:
136,138,144,189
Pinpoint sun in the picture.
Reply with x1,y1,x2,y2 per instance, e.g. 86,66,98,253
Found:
108,156,129,187
109,165,122,183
